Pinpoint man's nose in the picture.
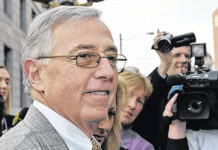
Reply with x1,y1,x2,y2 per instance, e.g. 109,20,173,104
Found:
94,56,115,82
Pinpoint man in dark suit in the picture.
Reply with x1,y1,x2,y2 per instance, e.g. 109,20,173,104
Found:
0,6,126,149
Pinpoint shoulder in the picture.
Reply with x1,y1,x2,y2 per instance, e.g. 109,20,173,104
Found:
0,105,68,150
121,129,154,150
132,130,153,145
0,121,42,149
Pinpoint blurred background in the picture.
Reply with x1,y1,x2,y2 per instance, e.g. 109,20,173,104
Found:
0,0,217,114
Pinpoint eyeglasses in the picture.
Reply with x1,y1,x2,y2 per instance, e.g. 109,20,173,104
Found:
37,52,127,72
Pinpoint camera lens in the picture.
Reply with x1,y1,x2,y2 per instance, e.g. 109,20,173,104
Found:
158,40,172,53
187,98,205,115
157,33,172,53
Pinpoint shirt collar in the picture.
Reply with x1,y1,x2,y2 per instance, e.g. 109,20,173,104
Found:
33,100,93,150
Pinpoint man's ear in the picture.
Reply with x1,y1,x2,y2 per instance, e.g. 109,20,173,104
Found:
23,59,45,92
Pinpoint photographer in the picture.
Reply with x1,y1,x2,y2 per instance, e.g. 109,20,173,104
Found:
132,30,192,150
133,30,218,150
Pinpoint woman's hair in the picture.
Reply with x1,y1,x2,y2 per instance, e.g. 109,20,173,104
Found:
21,6,102,94
119,67,153,102
102,80,128,150
0,64,11,114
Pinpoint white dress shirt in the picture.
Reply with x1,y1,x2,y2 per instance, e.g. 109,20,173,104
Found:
33,101,92,150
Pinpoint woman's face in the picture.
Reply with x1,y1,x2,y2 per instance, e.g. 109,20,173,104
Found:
94,96,116,145
0,68,10,101
120,85,146,125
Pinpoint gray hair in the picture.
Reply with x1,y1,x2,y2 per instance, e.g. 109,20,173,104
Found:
21,6,102,94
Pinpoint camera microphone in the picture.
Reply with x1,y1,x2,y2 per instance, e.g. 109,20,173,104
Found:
166,74,186,86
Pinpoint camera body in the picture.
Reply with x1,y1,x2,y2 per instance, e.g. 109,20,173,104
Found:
157,32,196,53
176,70,218,120
167,43,218,120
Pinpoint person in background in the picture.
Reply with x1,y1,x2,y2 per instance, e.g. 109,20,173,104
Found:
202,52,213,71
94,80,128,150
0,64,13,135
94,67,189,150
0,6,127,149
132,30,191,149
119,67,154,150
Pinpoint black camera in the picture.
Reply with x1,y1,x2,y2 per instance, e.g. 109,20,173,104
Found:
167,43,218,120
157,32,196,53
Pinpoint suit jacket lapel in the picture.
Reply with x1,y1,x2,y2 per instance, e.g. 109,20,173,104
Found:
23,105,69,150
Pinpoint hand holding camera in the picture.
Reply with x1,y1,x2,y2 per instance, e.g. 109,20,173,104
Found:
163,93,187,139
153,30,173,76
152,31,196,53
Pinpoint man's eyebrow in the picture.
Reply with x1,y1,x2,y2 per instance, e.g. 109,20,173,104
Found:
69,44,95,54
105,46,118,53
69,44,118,54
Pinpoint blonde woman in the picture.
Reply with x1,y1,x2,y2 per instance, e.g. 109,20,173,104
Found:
0,64,11,134
94,80,128,150
119,67,189,150
119,67,154,150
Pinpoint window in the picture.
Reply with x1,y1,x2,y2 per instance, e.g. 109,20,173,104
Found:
4,45,11,68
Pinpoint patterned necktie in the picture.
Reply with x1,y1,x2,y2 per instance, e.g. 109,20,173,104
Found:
91,136,102,150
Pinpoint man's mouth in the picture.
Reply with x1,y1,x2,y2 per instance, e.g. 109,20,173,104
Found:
85,90,110,95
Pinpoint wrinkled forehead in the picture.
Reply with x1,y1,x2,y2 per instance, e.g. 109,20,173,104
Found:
52,17,112,38
51,18,116,55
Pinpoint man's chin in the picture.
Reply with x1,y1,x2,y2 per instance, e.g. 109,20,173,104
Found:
87,108,108,122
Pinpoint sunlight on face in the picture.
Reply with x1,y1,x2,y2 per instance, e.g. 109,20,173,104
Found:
38,18,118,136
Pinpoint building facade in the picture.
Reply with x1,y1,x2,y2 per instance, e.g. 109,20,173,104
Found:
213,9,218,69
0,0,44,114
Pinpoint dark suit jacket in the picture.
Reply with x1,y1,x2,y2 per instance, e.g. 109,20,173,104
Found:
0,105,69,150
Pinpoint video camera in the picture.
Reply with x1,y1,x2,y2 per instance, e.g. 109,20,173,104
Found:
167,43,218,120
155,32,196,53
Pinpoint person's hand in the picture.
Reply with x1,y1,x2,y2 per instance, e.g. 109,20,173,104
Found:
153,29,172,76
163,93,186,139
